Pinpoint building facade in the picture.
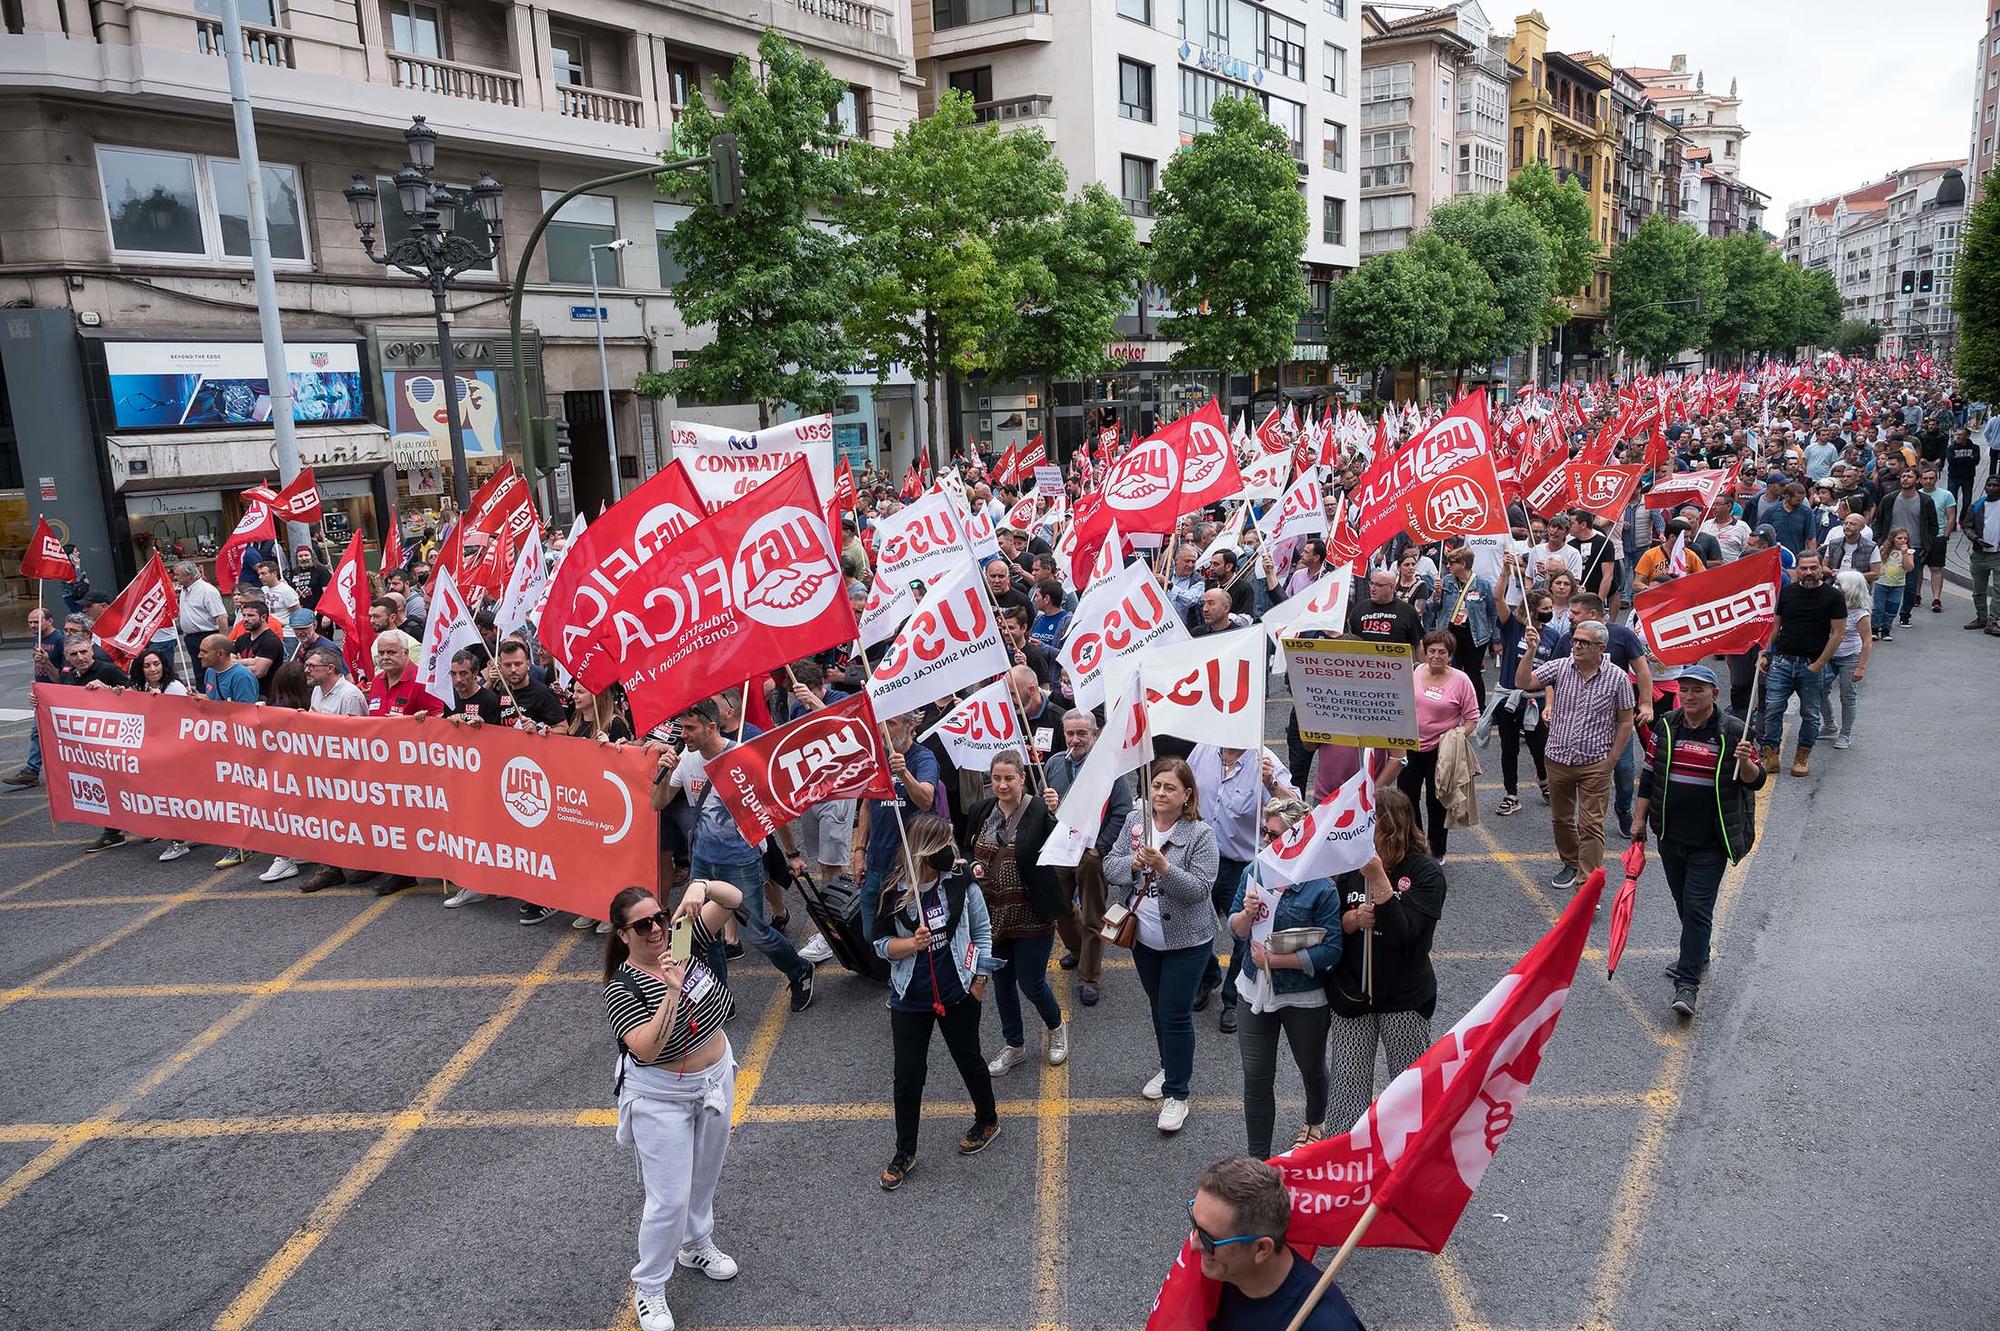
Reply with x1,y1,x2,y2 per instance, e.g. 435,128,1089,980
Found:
1785,162,1966,360
0,0,917,629
1969,5,2000,204
914,0,1363,448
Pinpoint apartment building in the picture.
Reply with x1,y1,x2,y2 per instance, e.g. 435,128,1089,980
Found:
1786,162,1966,359
914,0,1362,448
0,0,916,619
1967,3,2000,204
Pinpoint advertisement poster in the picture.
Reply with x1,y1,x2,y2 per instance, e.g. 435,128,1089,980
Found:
105,342,366,430
1283,638,1418,749
381,370,503,457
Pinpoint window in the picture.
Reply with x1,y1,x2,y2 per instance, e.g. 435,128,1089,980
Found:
1180,67,1232,136
1321,120,1346,171
98,146,310,264
933,0,1047,31
1119,58,1154,122
1323,0,1345,16
1120,154,1155,216
1537,128,1546,161
1116,0,1149,20
541,190,619,285
1360,194,1413,230
1360,126,1411,167
662,58,697,110
1459,77,1505,139
1439,73,1451,113
387,0,441,57
1322,196,1344,244
1724,139,1734,157
1263,11,1305,82
655,201,691,289
550,29,586,86
1531,57,1541,88
1323,43,1345,96
833,87,867,137
1513,125,1523,168
947,66,993,104
1361,61,1413,102
379,173,496,275
1265,93,1305,161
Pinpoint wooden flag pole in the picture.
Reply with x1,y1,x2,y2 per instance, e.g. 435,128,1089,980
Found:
1280,1202,1382,1331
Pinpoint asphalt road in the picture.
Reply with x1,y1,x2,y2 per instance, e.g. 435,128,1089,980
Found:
0,589,1993,1331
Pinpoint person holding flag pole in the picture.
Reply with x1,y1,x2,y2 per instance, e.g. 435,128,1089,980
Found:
9,519,79,789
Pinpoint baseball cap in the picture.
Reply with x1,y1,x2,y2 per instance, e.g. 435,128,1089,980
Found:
1764,472,1788,485
288,609,314,629
1677,663,1719,689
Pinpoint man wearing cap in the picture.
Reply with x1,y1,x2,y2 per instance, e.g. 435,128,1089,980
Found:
1630,662,1764,1019
287,543,331,611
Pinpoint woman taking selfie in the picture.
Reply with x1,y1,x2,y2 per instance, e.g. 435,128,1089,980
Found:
1324,788,1448,1133
1226,795,1342,1157
1104,756,1220,1135
604,880,745,1331
872,812,999,1191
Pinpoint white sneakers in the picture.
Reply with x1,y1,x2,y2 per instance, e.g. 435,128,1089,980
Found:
677,1238,739,1280
632,1285,674,1331
1046,1022,1069,1067
1141,1069,1166,1101
157,842,190,862
799,933,835,964
258,857,299,883
1157,1097,1189,1133
987,1044,1028,1076
440,888,488,909
569,913,596,929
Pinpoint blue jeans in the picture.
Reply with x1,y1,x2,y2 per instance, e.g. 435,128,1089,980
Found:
1871,581,1901,630
1896,577,1919,623
991,931,1062,1048
692,855,809,985
1760,654,1825,753
1133,939,1209,1100
1613,732,1639,836
25,717,41,776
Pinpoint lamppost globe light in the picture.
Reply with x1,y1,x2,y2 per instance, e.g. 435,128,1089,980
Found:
470,173,504,227
432,186,461,234
342,175,378,233
403,114,438,172
393,163,429,222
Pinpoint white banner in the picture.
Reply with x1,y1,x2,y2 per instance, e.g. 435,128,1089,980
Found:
671,414,834,512
1109,625,1266,750
920,679,1023,773
1059,559,1190,712
1039,674,1153,868
1262,466,1329,542
871,490,971,591
1241,447,1292,502
865,562,1009,719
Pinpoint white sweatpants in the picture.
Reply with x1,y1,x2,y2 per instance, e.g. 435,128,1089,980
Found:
616,1041,737,1292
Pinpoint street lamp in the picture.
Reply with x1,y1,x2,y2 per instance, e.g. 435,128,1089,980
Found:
589,237,633,502
342,116,503,512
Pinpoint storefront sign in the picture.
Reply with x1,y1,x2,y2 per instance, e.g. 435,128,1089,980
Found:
39,477,57,502
103,341,366,431
1178,41,1264,87
391,433,444,496
1283,638,1418,750
1107,340,1186,366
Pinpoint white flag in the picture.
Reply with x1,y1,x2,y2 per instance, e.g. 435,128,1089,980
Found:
1040,674,1152,868
1261,466,1329,542
1255,763,1377,885
1241,447,1292,502
1060,558,1190,712
921,679,1023,773
866,560,1010,719
1196,504,1248,573
1263,568,1352,667
414,567,479,700
494,524,547,635
1109,624,1266,750
871,489,971,591
1001,494,1038,532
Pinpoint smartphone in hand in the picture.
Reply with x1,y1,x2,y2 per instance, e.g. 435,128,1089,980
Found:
669,916,693,964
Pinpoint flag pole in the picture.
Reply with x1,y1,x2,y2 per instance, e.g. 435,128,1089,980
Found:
1280,1202,1382,1331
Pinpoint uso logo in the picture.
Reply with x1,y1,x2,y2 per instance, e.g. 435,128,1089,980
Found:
68,771,109,816
769,713,877,811
499,756,551,828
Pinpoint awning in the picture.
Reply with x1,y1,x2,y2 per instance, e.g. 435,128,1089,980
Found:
108,423,391,493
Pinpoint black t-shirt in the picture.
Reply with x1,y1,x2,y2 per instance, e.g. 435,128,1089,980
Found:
447,686,506,725
1572,532,1617,591
59,661,129,688
288,564,330,607
236,628,286,699
1345,598,1424,647
1330,850,1446,1018
1770,580,1846,659
1211,1253,1366,1331
1946,438,1983,473
496,679,568,729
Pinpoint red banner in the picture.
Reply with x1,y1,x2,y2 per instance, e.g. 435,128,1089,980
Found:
1630,547,1781,666
1153,399,1241,511
91,553,178,668
542,461,706,678
1401,446,1506,541
22,517,74,581
1347,391,1495,554
35,684,656,914
704,692,893,845
1644,466,1733,512
1565,463,1644,519
467,464,538,546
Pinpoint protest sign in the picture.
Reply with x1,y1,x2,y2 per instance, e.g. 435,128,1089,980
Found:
1283,638,1418,749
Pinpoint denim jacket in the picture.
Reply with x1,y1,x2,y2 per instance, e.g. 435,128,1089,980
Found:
1227,868,1343,994
872,872,996,1002
1422,572,1496,648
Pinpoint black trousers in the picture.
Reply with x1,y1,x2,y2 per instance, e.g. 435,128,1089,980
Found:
1285,708,1315,795
890,996,996,1157
1659,839,1729,990
1396,747,1450,858
1449,623,1487,711
1497,694,1547,794
1728,645,1760,721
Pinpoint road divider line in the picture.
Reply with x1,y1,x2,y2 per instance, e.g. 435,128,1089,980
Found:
0,852,90,904
0,865,246,1011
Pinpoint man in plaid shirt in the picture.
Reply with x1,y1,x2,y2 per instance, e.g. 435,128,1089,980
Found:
1513,618,1635,889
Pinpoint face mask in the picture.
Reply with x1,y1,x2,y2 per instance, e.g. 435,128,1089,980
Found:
925,845,957,874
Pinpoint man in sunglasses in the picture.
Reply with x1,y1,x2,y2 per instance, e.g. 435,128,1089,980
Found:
1191,1157,1365,1331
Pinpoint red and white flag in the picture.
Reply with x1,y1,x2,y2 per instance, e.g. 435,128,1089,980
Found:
21,517,74,581
1565,463,1644,520
578,459,855,733
1146,870,1609,1331
316,531,377,682
466,464,537,546
1091,429,1188,536
1059,558,1189,711
1255,765,1376,885
1001,493,1038,532
90,553,178,668
866,559,1010,720
215,496,276,588
1263,569,1352,658
1240,445,1292,502
1254,404,1290,456
1263,467,1329,543
921,679,1024,773
382,505,405,573
871,489,970,592
991,444,1020,487
705,691,894,845
1017,434,1047,475
414,566,480,700
1109,625,1265,750
1158,399,1242,510
541,460,705,679
1348,391,1499,553
494,523,547,635
1040,673,1153,868
272,467,324,523
1643,466,1733,512
1402,446,1508,543
1630,547,1781,666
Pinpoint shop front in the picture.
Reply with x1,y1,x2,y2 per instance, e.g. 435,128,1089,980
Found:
367,325,544,524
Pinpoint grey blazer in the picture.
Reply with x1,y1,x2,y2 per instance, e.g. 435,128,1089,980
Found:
1102,809,1220,951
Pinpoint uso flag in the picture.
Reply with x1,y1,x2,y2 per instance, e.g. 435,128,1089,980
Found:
1255,764,1375,885
1630,547,1781,667
705,692,894,845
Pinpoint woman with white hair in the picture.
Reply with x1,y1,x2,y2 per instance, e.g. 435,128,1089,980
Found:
1822,569,1872,749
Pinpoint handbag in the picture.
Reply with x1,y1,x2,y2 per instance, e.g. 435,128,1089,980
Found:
1099,889,1141,949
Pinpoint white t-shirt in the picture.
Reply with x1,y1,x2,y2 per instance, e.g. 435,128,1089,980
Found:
311,677,367,716
1529,542,1582,586
261,580,302,620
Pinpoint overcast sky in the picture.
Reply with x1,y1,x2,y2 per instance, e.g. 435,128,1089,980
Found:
1514,0,1978,210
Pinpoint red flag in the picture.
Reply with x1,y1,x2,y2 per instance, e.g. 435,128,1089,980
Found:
216,495,276,588
541,460,705,677
899,463,923,501
1401,445,1507,542
1157,400,1242,511
1146,870,1609,1331
459,522,516,601
1254,405,1289,456
1084,399,1237,541
1643,466,1733,512
272,467,324,523
1630,547,1781,666
1347,390,1497,555
832,456,858,516
1565,463,1644,520
704,692,895,845
21,517,74,581
1097,423,1121,463
317,531,377,682
577,459,855,733
1018,434,1047,475
991,443,1020,488
1641,425,1670,476
90,553,179,669
382,504,405,574
424,520,464,610
1607,839,1647,978
466,464,536,546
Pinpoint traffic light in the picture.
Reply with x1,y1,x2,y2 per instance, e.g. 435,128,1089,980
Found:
1919,270,1935,293
555,418,573,468
530,418,575,473
709,133,743,217
1900,271,1916,294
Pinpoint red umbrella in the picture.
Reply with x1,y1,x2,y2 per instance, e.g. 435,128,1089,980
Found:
1606,839,1646,978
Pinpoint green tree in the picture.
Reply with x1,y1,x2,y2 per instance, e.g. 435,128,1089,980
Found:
1148,94,1311,375
1832,317,1884,356
842,91,1066,463
1955,170,2000,400
1769,263,1841,354
1610,215,1718,368
1426,193,1554,357
1507,160,1597,329
1704,232,1788,361
636,30,857,426
1327,249,1444,395
1407,232,1502,379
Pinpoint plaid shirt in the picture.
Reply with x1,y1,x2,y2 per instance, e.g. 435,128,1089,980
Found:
1530,657,1635,765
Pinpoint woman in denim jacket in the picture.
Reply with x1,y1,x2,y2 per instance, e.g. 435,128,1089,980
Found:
871,813,999,1192
1225,795,1345,1158
1423,545,1498,709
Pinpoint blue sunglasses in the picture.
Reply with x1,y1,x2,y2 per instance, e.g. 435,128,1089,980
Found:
1187,1199,1268,1255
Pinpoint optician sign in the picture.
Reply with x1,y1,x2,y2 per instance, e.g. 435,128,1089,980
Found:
103,341,367,431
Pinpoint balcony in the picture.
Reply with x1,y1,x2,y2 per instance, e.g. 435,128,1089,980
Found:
389,51,522,107
1360,98,1412,128
971,93,1053,124
929,0,1053,58
1360,162,1411,190
787,0,896,38
196,17,294,67
559,83,644,127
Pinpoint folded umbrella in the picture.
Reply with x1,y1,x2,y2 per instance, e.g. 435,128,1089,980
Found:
1606,838,1646,978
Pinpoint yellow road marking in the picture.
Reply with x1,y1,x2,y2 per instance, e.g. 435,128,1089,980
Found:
0,866,245,1011
0,838,88,849
728,974,796,1127
0,852,88,903
1029,973,1072,1331
0,802,52,829
212,932,580,1331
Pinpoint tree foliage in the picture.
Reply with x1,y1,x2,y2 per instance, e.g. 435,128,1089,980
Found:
1326,247,1440,377
637,30,857,426
1148,93,1311,374
1956,169,2000,400
1426,193,1554,357
1507,160,1597,327
1832,317,1883,356
1407,232,1502,373
988,183,1146,393
1609,215,1719,367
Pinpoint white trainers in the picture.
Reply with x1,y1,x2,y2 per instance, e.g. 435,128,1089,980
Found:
440,887,488,909
1141,1068,1166,1101
676,1238,739,1281
570,913,596,929
987,1044,1028,1076
157,842,190,862
1046,1021,1069,1067
632,1284,675,1331
596,919,612,934
258,857,299,883
1157,1097,1190,1133
799,933,835,964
